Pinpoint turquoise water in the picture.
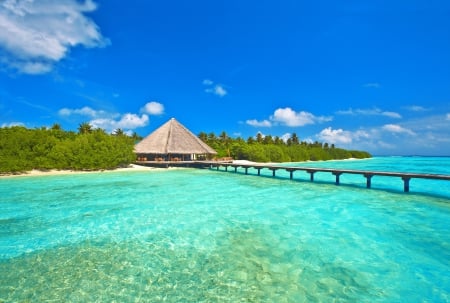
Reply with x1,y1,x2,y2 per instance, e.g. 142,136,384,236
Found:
0,157,449,302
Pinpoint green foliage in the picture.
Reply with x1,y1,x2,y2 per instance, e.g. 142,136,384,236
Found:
200,131,371,163
0,126,136,173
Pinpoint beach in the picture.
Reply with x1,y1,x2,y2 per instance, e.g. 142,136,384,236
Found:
0,164,168,178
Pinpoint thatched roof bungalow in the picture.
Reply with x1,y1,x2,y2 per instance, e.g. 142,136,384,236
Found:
134,118,217,161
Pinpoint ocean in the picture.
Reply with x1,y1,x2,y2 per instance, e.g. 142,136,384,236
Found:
0,156,449,302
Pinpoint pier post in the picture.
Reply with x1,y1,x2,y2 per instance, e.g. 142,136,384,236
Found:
271,169,276,177
333,172,342,185
307,170,316,182
402,177,411,192
225,165,228,172
245,167,248,175
364,174,373,188
256,168,261,176
289,170,294,180
216,165,219,171
234,166,237,173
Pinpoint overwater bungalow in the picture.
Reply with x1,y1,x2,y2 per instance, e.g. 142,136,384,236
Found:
134,118,217,163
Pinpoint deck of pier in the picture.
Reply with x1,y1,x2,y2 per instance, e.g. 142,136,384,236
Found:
199,161,450,193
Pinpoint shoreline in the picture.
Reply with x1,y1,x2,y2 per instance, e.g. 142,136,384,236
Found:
0,164,167,179
0,158,370,179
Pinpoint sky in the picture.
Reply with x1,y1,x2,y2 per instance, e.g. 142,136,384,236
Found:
1,0,449,156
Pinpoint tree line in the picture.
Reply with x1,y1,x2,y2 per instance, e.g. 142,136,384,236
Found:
199,131,371,162
0,124,371,173
0,124,138,173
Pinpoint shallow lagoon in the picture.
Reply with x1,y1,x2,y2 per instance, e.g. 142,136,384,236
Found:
0,157,449,302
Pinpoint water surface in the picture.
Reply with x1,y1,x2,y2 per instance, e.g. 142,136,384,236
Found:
0,157,449,302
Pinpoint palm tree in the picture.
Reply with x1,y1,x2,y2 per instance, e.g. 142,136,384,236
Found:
131,132,142,142
256,132,264,143
198,132,208,143
113,128,125,136
78,122,92,134
51,123,62,131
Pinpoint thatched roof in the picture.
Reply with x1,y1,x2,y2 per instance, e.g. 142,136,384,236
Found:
134,118,217,155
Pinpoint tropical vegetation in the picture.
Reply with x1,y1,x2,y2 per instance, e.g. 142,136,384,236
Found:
199,131,371,162
0,124,138,173
0,125,370,174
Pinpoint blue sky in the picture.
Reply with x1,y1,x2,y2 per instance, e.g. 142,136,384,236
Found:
1,0,449,156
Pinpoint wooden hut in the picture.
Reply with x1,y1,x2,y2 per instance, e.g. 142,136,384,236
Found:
134,118,217,161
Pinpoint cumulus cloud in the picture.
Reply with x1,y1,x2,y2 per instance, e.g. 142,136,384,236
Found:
58,105,149,132
271,107,332,127
203,79,227,97
246,107,331,128
90,113,149,131
317,127,353,144
336,108,401,119
0,0,109,74
382,124,416,136
58,106,112,118
246,119,272,127
141,101,164,115
280,133,292,143
317,127,370,145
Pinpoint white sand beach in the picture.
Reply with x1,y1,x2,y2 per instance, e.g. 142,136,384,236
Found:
0,164,164,178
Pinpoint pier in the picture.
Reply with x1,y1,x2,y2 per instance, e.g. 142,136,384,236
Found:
200,161,450,193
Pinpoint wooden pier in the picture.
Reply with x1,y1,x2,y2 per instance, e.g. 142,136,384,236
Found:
201,161,450,193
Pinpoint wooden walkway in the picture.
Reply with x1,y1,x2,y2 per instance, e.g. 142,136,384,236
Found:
201,161,450,193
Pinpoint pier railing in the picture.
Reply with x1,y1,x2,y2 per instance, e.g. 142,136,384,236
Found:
201,161,450,193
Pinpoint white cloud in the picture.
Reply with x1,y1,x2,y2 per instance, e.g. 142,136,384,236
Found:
317,127,371,145
203,79,228,97
58,105,150,132
405,105,429,112
246,119,272,127
382,124,416,136
271,107,332,127
1,121,24,127
58,106,111,118
0,0,109,74
336,108,401,118
202,79,213,85
317,127,353,144
205,84,227,97
90,114,149,132
141,101,164,115
446,113,450,120
280,133,291,143
363,83,381,88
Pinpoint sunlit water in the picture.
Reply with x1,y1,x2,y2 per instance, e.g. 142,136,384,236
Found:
0,157,449,302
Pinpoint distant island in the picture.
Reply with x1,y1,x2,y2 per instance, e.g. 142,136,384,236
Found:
0,125,371,174
198,131,371,163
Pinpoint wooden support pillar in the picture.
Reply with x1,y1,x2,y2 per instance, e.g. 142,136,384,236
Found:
307,170,315,182
256,168,261,176
289,171,294,180
225,165,228,172
216,165,219,171
234,166,237,173
402,177,411,192
271,169,276,177
364,174,373,188
245,167,248,175
333,172,342,185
